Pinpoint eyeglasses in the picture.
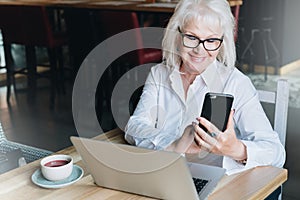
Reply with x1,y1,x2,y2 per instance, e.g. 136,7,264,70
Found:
178,27,223,51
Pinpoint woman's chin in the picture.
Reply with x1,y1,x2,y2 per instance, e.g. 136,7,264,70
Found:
189,64,206,74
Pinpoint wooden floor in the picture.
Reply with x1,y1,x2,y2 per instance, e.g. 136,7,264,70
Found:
0,81,76,151
0,71,299,200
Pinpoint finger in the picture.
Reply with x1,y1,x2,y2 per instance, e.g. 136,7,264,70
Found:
193,124,203,145
197,117,220,137
193,121,209,139
200,141,211,151
226,110,235,130
193,122,216,146
193,123,206,147
193,131,202,146
210,132,218,138
194,132,212,151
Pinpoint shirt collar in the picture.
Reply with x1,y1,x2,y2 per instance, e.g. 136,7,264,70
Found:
169,60,232,93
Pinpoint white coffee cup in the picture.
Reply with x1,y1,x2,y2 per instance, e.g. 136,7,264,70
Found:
40,154,73,181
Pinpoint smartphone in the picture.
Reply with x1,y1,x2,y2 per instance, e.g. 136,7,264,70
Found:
199,92,234,133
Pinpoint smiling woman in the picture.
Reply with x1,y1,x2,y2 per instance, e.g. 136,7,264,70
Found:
124,0,285,179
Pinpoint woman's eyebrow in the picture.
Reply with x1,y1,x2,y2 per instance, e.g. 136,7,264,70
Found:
183,30,222,39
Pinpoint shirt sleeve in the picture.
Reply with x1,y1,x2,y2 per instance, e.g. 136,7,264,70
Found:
223,75,286,173
124,68,177,150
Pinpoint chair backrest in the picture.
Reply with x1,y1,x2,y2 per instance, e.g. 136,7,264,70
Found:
0,5,55,47
97,10,142,44
96,10,145,65
257,79,289,146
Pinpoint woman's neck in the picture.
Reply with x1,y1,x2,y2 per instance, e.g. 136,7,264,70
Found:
179,67,198,85
179,67,198,100
181,73,196,84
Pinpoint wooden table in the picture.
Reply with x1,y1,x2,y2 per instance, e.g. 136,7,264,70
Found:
0,0,242,11
69,0,242,13
0,129,287,200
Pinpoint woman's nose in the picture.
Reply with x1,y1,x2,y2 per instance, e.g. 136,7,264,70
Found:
193,43,206,54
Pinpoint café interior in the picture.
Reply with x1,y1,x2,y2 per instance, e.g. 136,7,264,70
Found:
0,0,299,199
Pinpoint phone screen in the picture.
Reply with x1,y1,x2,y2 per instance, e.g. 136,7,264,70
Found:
199,93,234,132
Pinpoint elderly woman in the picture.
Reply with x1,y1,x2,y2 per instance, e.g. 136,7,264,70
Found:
125,0,285,173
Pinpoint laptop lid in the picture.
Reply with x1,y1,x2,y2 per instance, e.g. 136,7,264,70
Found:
70,136,225,200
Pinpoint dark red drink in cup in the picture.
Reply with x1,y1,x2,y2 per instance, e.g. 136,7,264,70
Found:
40,154,73,181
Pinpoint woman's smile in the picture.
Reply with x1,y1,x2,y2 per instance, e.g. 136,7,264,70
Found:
189,53,205,63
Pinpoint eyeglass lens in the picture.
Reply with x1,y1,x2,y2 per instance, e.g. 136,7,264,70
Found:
183,35,222,51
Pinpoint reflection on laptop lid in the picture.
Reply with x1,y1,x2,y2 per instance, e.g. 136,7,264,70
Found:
70,136,225,200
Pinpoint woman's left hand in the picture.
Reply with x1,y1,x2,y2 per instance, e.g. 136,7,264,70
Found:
193,110,247,161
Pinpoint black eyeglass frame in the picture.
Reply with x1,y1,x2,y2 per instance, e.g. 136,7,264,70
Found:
177,27,224,51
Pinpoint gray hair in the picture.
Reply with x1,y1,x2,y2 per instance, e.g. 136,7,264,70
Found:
162,0,236,68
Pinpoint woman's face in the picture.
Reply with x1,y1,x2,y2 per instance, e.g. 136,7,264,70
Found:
179,19,223,75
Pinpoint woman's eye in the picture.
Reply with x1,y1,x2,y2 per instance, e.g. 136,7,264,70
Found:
206,39,217,43
186,35,198,41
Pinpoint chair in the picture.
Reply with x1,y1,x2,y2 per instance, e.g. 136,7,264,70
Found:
258,79,289,146
96,10,162,68
231,5,240,42
0,122,52,174
0,5,68,108
257,79,289,200
96,11,162,86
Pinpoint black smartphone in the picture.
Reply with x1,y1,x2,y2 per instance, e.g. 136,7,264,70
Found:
199,92,234,133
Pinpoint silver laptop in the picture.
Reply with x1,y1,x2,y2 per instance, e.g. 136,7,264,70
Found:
70,136,225,200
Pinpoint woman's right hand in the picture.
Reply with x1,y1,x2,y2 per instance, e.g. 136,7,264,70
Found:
194,110,247,161
166,125,196,153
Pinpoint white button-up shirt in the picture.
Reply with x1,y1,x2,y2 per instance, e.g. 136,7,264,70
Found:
125,60,285,173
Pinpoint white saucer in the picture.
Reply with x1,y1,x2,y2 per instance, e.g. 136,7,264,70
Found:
31,165,84,189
